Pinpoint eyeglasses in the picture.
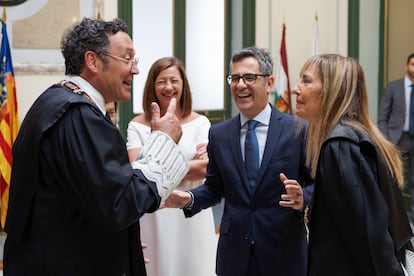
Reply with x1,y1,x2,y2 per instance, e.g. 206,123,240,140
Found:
227,73,269,85
104,52,139,70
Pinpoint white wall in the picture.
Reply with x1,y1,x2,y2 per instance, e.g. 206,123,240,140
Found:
15,74,64,118
256,0,380,120
256,0,348,113
10,0,117,121
9,0,382,121
359,0,380,121
132,0,173,114
132,0,225,114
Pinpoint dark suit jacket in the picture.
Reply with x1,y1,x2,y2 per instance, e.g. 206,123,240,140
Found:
378,78,406,144
185,104,313,276
4,84,160,275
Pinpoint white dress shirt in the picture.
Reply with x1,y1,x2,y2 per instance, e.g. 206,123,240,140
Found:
240,104,271,167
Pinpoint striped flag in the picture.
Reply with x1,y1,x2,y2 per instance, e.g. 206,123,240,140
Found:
0,17,19,229
274,23,292,114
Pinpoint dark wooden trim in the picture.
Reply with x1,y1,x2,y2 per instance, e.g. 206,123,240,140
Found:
0,0,27,6
174,0,186,63
347,0,359,59
224,0,232,121
242,0,255,47
118,0,134,139
378,0,387,106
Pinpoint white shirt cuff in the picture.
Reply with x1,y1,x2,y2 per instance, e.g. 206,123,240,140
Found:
131,131,189,206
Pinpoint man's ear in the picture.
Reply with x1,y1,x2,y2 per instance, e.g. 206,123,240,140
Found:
267,75,275,90
84,50,99,73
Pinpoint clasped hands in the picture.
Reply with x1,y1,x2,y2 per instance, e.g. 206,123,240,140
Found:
163,172,304,210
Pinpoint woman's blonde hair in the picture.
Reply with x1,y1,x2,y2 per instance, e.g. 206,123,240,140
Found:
302,54,403,187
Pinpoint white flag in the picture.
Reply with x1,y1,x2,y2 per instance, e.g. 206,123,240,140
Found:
311,14,319,56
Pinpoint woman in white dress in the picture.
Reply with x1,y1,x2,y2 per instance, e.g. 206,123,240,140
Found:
126,57,217,276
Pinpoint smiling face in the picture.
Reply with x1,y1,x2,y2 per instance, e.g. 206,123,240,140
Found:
154,65,183,113
229,57,274,119
292,65,323,123
94,31,139,103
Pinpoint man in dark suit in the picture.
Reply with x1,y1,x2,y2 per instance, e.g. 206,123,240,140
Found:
166,47,313,276
378,52,414,218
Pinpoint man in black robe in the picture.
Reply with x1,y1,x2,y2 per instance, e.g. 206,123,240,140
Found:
3,17,188,275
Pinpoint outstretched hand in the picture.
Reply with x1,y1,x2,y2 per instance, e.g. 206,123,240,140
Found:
150,98,182,144
279,173,304,211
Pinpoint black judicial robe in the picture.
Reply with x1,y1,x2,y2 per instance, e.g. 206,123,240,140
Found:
4,83,160,275
307,123,411,276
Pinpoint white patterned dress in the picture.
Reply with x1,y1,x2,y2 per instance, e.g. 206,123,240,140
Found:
126,115,217,276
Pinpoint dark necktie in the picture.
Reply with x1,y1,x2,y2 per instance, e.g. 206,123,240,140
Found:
410,84,414,135
244,120,259,192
